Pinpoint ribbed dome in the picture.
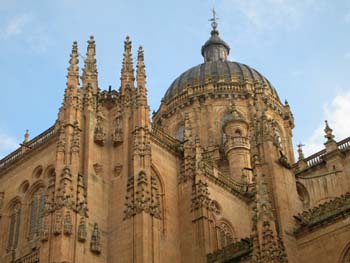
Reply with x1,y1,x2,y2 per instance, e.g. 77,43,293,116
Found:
163,60,279,102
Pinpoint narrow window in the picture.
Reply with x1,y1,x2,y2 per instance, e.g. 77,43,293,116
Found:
28,189,46,241
7,204,21,251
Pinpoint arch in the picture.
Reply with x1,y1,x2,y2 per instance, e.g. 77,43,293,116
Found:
32,165,43,179
4,196,22,214
27,186,46,241
175,123,185,142
18,180,30,194
5,199,22,251
151,164,166,235
296,182,310,208
215,219,237,249
234,129,242,137
25,180,46,199
209,200,221,215
44,165,55,180
339,242,350,263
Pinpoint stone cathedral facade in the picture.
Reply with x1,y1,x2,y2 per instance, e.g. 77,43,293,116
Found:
0,21,350,263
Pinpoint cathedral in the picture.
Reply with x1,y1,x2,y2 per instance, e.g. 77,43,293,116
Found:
0,16,350,263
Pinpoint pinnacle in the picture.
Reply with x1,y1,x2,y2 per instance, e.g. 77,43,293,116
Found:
67,41,79,82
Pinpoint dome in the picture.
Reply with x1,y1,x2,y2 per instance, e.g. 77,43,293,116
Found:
163,60,279,103
161,21,280,104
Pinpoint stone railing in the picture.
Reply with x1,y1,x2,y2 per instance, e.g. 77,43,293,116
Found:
150,126,181,153
162,82,248,117
14,250,40,263
0,125,57,171
199,161,255,199
294,192,350,235
224,136,250,153
207,238,252,263
304,149,326,168
338,136,350,151
297,136,350,170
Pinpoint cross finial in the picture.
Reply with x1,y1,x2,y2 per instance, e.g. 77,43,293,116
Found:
209,8,218,30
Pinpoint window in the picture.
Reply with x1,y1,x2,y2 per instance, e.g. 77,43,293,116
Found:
28,189,46,241
217,222,234,249
7,204,21,251
175,125,185,142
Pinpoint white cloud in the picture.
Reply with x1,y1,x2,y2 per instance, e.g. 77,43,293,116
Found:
303,91,350,156
2,14,32,39
0,133,19,159
0,14,49,52
221,0,315,31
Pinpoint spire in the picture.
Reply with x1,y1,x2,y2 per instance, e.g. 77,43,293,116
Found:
201,9,230,62
134,45,150,127
82,36,98,91
120,36,135,93
136,46,147,101
67,41,79,87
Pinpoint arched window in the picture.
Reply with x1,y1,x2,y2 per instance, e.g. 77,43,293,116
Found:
234,129,242,137
28,188,46,241
151,166,166,234
217,222,234,249
7,203,21,251
175,124,185,142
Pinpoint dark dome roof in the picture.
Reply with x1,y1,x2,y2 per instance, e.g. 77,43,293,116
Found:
163,60,278,102
201,30,230,57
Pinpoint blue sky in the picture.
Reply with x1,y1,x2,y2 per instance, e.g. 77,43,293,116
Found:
0,0,350,159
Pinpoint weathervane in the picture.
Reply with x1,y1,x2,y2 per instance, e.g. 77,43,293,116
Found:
209,8,219,30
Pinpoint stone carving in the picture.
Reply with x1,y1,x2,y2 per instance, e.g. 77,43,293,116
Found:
207,238,252,263
76,173,88,217
71,122,80,153
150,175,161,219
135,171,151,214
57,124,66,153
124,174,135,219
53,210,63,235
56,166,75,210
294,192,350,234
63,210,73,235
41,216,49,242
114,164,123,177
112,117,123,145
94,117,106,146
93,163,103,175
191,180,211,211
260,221,288,262
90,223,101,254
78,217,87,242
83,83,95,108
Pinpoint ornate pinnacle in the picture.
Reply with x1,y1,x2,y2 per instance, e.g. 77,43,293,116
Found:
121,36,134,81
297,143,305,160
324,120,334,141
82,36,97,78
67,41,79,78
23,130,30,144
136,46,146,84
